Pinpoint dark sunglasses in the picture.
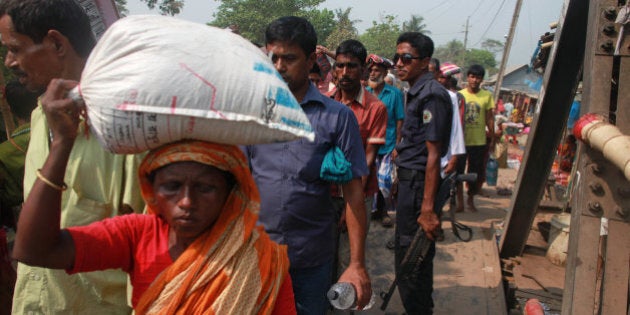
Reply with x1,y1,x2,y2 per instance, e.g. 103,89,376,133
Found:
393,53,422,64
334,62,360,69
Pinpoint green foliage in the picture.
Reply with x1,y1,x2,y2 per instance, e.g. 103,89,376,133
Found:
466,48,498,75
433,40,498,76
92,2,503,76
323,8,359,51
139,0,184,16
302,8,336,45
481,38,504,56
402,15,430,34
433,39,465,66
114,0,129,16
359,15,400,58
209,0,332,46
115,0,182,16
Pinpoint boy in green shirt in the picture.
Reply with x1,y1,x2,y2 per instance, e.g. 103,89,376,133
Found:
457,64,495,211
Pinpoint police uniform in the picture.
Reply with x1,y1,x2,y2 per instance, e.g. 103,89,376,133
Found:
395,71,452,314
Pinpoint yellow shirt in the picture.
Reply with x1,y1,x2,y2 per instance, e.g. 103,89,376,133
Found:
12,105,145,314
459,88,495,146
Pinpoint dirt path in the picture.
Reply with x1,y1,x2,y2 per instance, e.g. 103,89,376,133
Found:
330,134,533,314
354,167,518,314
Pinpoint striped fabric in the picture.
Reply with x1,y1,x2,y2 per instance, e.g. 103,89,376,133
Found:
135,140,289,315
440,62,461,76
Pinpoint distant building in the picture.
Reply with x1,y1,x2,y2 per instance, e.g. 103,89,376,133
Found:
486,64,543,123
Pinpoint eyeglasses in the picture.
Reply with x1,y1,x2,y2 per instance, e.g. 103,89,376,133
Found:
334,62,360,69
393,53,422,65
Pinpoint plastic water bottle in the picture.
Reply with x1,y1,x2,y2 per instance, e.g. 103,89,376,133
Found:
327,282,375,310
486,157,498,186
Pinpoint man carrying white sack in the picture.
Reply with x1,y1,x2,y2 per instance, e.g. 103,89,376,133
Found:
245,16,372,314
0,0,144,313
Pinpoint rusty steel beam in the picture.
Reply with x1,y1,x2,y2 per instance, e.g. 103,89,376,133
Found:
499,0,589,258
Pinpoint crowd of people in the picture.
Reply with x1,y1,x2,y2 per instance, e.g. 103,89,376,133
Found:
0,0,502,314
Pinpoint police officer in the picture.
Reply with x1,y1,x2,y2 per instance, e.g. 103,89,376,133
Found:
392,32,452,314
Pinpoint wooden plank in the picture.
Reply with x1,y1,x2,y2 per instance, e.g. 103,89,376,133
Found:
482,231,508,314
433,222,507,315
515,254,565,296
499,0,590,259
538,200,564,211
601,220,630,314
562,214,601,315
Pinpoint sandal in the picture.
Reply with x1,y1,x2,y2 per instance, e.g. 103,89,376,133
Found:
386,240,395,250
381,214,393,227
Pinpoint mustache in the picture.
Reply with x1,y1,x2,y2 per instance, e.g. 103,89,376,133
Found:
12,69,26,77
339,77,354,83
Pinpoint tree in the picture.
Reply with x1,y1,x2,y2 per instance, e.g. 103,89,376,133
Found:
359,15,400,58
434,39,465,66
114,0,129,16
466,48,498,75
140,0,184,15
324,8,359,51
302,8,336,45
433,40,498,76
113,0,182,16
402,15,430,34
481,38,504,57
209,0,333,46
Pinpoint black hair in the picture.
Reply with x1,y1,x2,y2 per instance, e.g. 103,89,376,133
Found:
5,80,39,120
335,39,367,66
265,16,317,56
310,63,322,76
396,32,434,59
450,76,459,89
429,58,440,72
467,64,486,78
0,0,96,58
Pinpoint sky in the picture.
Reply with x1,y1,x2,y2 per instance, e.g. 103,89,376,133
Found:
126,0,565,68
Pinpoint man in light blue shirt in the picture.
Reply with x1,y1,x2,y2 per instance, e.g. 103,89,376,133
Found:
365,54,404,227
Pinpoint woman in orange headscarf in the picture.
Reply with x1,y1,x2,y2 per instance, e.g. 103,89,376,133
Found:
13,80,295,314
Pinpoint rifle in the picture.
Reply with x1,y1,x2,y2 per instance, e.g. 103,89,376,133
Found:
380,173,479,310
380,226,432,311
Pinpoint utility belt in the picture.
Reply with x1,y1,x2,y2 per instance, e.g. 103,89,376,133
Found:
397,167,425,182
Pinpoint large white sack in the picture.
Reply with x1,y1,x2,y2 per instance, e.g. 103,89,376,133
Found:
78,15,314,154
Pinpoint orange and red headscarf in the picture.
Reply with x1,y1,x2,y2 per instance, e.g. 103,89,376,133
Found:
135,140,289,315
